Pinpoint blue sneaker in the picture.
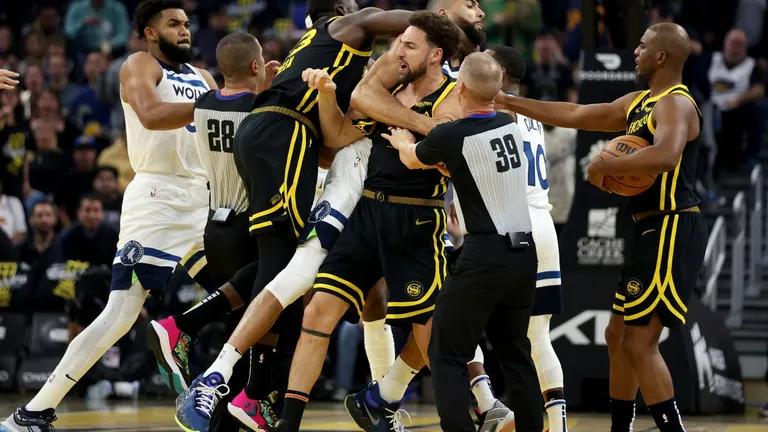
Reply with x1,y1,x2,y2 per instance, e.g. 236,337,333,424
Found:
175,372,230,432
344,382,411,432
1,407,57,431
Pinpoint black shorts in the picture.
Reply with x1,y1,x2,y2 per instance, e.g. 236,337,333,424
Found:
233,111,319,238
612,211,707,326
203,210,258,286
313,197,447,325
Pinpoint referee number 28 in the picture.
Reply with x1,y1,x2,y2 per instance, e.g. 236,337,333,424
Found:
491,134,521,172
207,119,235,153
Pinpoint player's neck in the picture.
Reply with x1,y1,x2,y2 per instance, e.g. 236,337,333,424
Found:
408,69,446,99
149,47,183,70
647,70,682,97
221,79,257,95
463,102,495,118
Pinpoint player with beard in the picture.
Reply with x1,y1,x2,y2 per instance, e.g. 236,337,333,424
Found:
0,1,217,431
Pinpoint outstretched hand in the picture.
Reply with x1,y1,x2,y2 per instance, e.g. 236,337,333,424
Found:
302,68,337,92
381,127,416,149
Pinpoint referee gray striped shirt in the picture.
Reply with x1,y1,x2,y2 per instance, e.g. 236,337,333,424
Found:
415,111,531,236
193,90,259,213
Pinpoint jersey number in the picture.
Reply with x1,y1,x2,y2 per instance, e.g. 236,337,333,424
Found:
207,119,235,153
491,134,521,173
523,141,549,190
277,28,318,75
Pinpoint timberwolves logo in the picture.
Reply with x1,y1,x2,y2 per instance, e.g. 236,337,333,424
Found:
405,281,423,298
309,201,331,223
626,278,642,297
120,240,144,266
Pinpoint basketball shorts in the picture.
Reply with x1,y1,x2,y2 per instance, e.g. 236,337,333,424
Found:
529,207,563,316
111,173,208,291
234,111,319,238
313,197,447,326
301,138,372,250
612,211,707,326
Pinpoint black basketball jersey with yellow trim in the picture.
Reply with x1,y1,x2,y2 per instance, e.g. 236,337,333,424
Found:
364,77,456,198
260,15,372,134
624,84,701,213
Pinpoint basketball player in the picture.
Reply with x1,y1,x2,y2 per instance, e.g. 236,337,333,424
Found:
384,50,543,432
460,46,568,432
174,2,423,430
0,1,217,430
0,69,19,90
271,13,461,432
498,23,707,432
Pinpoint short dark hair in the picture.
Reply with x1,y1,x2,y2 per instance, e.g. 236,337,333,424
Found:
490,45,526,82
408,11,460,62
31,199,56,214
134,0,185,40
79,193,103,208
307,0,340,22
216,32,262,80
95,165,119,179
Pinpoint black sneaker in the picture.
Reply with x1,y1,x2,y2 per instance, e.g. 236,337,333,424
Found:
1,407,57,431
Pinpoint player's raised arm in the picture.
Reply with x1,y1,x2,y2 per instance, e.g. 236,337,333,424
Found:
330,7,414,47
302,68,363,148
496,91,643,132
119,51,194,130
351,43,438,136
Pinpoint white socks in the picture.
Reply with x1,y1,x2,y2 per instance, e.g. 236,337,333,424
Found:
378,356,418,403
363,319,395,381
26,283,148,411
470,374,496,414
204,343,243,383
545,399,568,432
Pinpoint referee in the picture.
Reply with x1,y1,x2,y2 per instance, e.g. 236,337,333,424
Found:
383,52,543,432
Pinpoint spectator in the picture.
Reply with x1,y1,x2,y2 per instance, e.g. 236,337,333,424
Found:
19,62,45,119
58,194,117,266
543,125,577,233
523,31,577,102
708,28,767,175
46,35,68,59
0,87,31,198
31,89,81,152
68,51,111,129
19,31,47,73
22,5,64,40
0,25,14,56
11,200,58,311
55,135,99,226
195,8,230,69
92,165,122,230
101,31,145,135
97,135,133,192
47,53,80,111
64,0,131,56
0,178,26,244
26,119,69,204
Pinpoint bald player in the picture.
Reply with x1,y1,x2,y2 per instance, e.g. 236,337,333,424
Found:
497,23,707,432
385,51,543,432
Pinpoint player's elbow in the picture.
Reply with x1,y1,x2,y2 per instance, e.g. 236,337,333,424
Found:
350,86,370,112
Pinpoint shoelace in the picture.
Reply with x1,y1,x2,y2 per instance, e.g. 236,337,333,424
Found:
193,381,230,418
385,408,412,432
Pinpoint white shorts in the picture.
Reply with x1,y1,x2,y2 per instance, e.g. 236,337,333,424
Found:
302,138,372,250
111,172,208,291
529,206,563,315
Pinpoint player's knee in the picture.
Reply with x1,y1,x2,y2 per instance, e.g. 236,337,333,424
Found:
620,332,656,362
527,314,551,345
605,322,623,351
302,293,347,334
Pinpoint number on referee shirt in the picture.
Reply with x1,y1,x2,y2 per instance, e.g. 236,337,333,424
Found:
207,119,235,153
490,134,521,173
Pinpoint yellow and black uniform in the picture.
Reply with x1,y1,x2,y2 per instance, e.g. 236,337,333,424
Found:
612,84,708,326
233,16,372,237
313,77,456,325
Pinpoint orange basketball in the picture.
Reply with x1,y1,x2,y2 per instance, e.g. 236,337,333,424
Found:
598,135,657,196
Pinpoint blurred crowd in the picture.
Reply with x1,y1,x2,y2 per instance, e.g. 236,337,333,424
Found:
0,0,766,400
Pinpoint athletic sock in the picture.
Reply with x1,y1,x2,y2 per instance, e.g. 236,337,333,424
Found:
363,319,395,381
174,290,231,336
378,356,418,403
204,343,242,383
610,398,636,432
280,390,309,432
648,398,686,432
244,343,276,399
470,375,496,414
544,394,568,432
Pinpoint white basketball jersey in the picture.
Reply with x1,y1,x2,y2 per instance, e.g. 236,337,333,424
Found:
517,112,553,211
122,60,210,178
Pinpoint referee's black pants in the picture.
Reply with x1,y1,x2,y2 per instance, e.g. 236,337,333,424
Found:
429,234,544,432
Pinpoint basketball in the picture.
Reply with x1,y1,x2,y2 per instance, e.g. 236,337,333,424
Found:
598,135,656,196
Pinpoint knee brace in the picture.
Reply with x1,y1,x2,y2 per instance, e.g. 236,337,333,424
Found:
528,314,564,392
266,238,327,307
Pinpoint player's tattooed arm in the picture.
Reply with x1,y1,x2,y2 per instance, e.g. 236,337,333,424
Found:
303,68,363,148
119,51,194,130
351,43,438,136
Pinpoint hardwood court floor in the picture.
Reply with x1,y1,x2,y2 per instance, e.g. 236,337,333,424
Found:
1,398,767,431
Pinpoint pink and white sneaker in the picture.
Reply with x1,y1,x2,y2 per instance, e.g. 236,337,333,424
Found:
227,390,278,431
147,316,191,395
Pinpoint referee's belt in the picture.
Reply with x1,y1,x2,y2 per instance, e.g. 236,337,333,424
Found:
631,205,700,223
362,189,444,208
250,105,319,138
